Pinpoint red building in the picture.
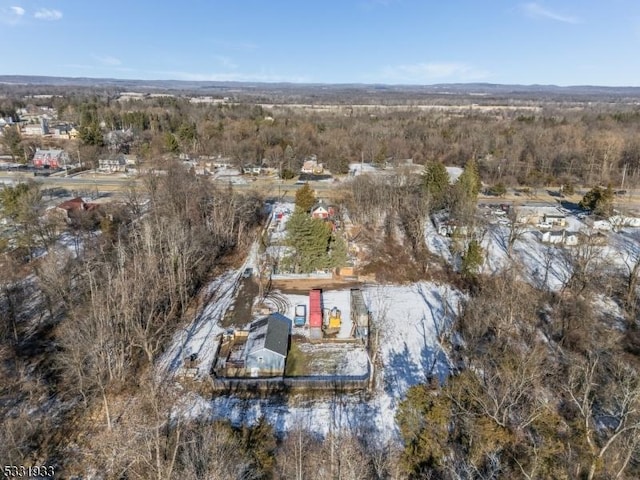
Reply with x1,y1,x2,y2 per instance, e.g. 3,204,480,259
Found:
32,149,69,169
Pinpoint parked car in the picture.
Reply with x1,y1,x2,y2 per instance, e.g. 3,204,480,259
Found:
242,267,253,278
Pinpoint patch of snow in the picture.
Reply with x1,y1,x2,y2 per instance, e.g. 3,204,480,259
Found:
424,219,453,264
446,166,463,184
348,162,377,176
158,270,240,379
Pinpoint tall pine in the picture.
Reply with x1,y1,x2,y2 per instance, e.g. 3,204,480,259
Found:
423,161,450,209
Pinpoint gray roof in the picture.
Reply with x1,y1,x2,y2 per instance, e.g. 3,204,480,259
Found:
245,313,291,357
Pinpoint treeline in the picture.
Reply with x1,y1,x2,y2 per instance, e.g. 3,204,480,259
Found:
4,91,640,188
0,163,266,471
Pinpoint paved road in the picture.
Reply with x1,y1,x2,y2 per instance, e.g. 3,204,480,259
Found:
2,172,639,209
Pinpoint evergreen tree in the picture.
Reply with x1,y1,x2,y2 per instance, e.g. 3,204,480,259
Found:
328,234,348,268
423,161,450,209
580,185,614,216
461,239,483,276
0,126,23,162
397,384,452,473
294,183,316,213
286,210,331,272
164,132,180,154
452,158,482,222
457,158,482,197
78,121,104,147
242,416,276,477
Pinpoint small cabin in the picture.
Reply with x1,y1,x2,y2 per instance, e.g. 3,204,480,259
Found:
244,313,291,377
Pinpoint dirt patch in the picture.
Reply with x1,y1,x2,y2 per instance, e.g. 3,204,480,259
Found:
220,277,259,328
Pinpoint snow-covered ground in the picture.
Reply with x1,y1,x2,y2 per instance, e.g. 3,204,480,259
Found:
482,227,572,290
424,218,454,264
348,162,378,176
173,282,462,444
269,202,295,243
296,342,369,376
446,166,463,184
158,270,240,379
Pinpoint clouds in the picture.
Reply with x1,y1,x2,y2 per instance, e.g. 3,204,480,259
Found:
0,5,25,24
382,62,490,83
521,2,581,24
1,5,63,24
34,8,63,21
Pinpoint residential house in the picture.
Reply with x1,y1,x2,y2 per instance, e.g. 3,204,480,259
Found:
53,197,101,223
541,230,579,246
609,215,640,229
588,219,612,231
50,124,76,139
301,158,324,174
431,211,468,237
310,201,335,219
22,118,49,136
98,155,127,173
32,149,69,169
242,164,263,175
543,211,567,227
0,117,15,128
123,154,138,166
244,313,291,377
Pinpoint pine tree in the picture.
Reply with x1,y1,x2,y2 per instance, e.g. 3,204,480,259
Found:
286,211,332,273
461,239,483,276
423,161,450,209
457,158,482,198
452,158,482,222
580,185,614,216
397,384,452,472
328,234,348,268
294,183,316,213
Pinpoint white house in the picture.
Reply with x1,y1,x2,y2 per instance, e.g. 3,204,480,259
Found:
98,155,127,173
589,219,612,231
301,158,324,174
541,230,579,246
609,215,640,229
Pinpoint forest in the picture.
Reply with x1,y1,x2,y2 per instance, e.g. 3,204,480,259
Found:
1,86,640,479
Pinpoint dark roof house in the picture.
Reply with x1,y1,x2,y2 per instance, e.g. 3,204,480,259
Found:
244,313,291,376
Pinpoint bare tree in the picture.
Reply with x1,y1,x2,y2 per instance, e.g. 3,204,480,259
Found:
565,354,640,480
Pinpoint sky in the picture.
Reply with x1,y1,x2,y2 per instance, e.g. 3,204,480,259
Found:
2,0,640,86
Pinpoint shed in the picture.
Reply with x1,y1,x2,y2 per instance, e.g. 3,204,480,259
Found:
350,288,370,339
244,313,291,377
309,289,323,339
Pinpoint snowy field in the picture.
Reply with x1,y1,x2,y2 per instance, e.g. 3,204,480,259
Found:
173,282,462,444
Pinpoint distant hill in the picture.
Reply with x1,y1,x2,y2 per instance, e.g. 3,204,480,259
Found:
2,75,640,101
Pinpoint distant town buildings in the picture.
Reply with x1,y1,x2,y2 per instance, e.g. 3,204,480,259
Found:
32,149,69,169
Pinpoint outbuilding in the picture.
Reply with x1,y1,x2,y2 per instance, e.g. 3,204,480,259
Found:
244,313,291,377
